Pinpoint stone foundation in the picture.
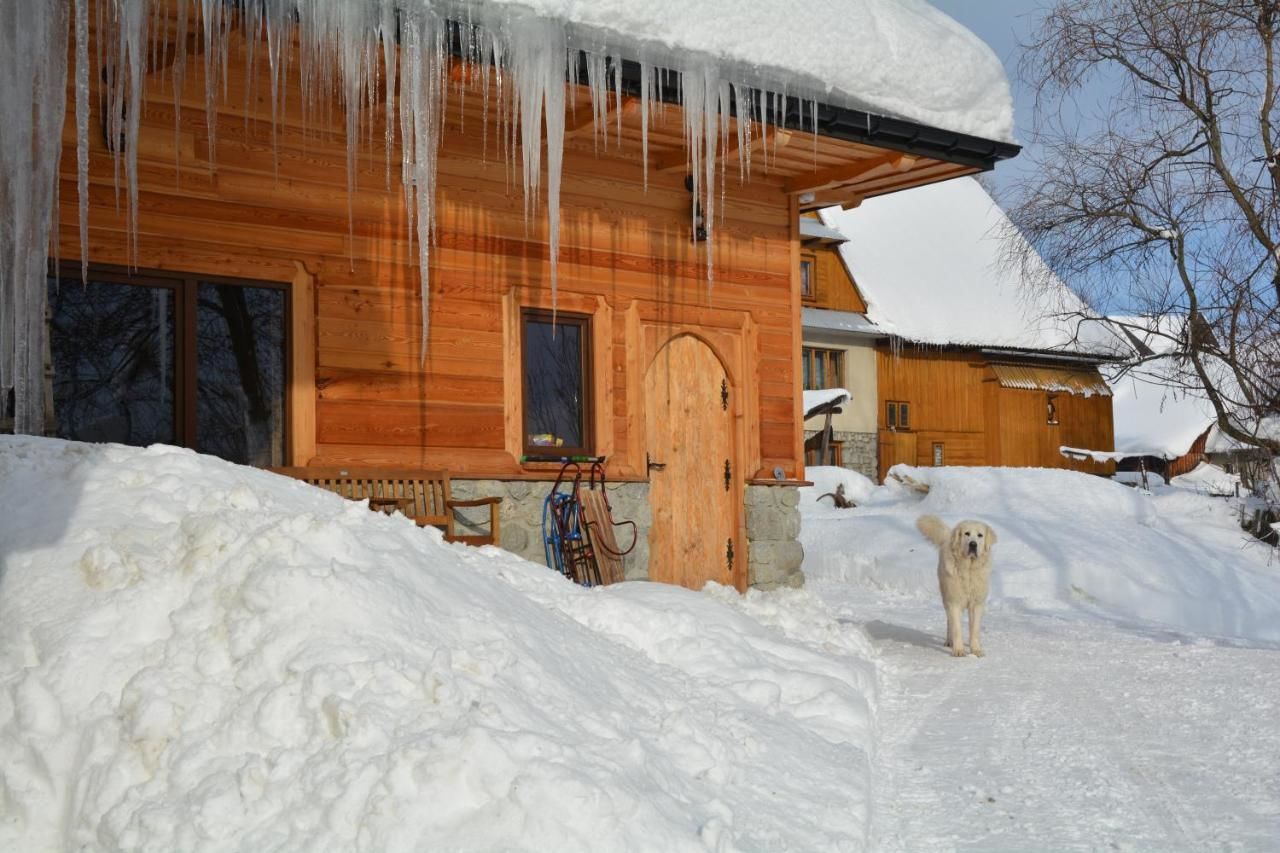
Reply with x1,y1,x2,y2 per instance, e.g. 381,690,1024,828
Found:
450,479,651,580
745,484,804,589
804,429,878,481
451,478,802,590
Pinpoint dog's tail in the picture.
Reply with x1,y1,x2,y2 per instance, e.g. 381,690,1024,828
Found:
916,514,950,547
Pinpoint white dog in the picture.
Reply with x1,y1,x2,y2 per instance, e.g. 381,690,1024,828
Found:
916,515,997,657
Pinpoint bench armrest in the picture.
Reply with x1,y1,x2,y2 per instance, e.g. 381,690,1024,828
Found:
444,495,502,546
446,497,503,508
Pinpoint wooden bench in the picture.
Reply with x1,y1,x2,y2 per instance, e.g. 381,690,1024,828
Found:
270,467,502,547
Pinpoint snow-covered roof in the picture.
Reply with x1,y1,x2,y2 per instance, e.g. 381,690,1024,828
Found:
804,388,851,419
1106,368,1215,459
800,219,849,243
802,308,882,337
498,0,1015,142
820,177,1124,357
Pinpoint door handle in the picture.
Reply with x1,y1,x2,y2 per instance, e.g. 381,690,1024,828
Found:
646,452,666,472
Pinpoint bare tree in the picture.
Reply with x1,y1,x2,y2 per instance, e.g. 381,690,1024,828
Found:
1010,0,1279,466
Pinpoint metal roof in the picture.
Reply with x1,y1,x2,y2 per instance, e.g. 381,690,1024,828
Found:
990,364,1112,397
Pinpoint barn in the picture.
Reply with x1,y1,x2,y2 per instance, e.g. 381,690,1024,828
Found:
2,0,1018,589
802,177,1125,480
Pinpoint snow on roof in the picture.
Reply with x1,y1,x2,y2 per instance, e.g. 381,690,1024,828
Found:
1106,367,1215,459
820,177,1123,356
800,219,849,243
502,0,1015,142
802,307,882,337
804,388,851,419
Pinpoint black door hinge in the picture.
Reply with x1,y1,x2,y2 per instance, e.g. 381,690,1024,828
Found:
726,537,734,572
724,458,731,491
721,378,729,410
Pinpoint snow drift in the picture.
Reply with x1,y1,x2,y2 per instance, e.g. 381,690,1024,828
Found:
0,437,876,852
802,464,1280,645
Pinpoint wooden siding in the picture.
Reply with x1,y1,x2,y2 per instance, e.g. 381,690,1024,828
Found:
799,225,867,313
875,345,1115,478
53,27,811,481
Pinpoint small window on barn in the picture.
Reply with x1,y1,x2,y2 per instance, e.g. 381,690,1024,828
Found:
1047,394,1060,425
932,442,944,466
522,310,592,456
800,255,816,301
802,346,842,391
887,400,910,430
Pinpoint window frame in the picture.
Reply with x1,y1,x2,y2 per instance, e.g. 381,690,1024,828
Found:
801,345,843,391
45,262,291,461
520,308,594,457
886,400,911,431
1046,393,1060,426
800,254,817,302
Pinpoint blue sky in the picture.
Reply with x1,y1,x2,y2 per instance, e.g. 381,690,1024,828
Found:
929,0,1050,197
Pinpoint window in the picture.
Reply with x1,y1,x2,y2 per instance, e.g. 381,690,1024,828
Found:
522,310,592,455
886,400,911,430
800,255,816,301
40,265,288,466
932,442,944,466
801,346,843,391
1046,394,1060,425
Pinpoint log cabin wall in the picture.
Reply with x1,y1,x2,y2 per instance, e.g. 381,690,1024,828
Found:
53,39,798,485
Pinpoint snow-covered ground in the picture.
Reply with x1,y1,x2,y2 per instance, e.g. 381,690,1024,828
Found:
802,464,1280,851
0,438,875,852
3,440,1278,851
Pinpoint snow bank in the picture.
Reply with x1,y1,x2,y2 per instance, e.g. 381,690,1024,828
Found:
799,466,877,511
801,464,1280,644
0,437,876,852
821,178,1123,355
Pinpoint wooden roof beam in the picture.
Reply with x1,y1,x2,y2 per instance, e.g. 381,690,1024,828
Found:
565,96,639,139
785,152,918,195
651,126,793,173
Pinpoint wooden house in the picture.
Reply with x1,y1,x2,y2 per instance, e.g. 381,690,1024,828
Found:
6,1,1020,590
801,178,1122,481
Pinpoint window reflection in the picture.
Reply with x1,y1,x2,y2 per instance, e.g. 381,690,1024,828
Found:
47,276,176,446
523,315,587,452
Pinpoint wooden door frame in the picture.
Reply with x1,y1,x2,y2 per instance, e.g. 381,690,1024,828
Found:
636,322,750,592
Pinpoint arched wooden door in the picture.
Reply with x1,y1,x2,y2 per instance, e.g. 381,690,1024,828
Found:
645,334,737,590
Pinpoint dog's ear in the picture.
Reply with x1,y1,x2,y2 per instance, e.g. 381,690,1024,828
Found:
985,525,998,547
950,525,966,556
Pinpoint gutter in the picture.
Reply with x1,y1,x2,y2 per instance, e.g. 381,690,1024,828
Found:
609,57,1021,173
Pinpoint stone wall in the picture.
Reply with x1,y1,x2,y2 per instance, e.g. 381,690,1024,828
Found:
744,484,804,589
805,429,878,481
452,479,802,590
450,479,651,581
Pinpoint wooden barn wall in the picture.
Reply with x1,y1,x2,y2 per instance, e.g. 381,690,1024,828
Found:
988,383,1115,475
876,346,1116,476
52,36,800,482
876,347,987,471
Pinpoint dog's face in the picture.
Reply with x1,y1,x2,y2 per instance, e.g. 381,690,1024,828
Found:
951,521,996,561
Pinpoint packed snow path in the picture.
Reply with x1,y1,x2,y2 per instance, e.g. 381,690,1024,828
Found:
815,584,1280,852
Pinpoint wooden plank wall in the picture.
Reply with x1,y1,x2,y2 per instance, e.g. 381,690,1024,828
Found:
877,345,1116,475
53,30,800,481
801,238,867,313
989,384,1115,475
877,347,988,468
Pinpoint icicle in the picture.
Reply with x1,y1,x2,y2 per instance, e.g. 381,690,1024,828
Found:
639,61,653,189
0,0,70,435
584,51,608,153
510,15,567,316
611,54,623,143
74,0,89,282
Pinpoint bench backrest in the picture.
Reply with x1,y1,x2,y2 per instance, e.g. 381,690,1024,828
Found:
270,466,453,528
